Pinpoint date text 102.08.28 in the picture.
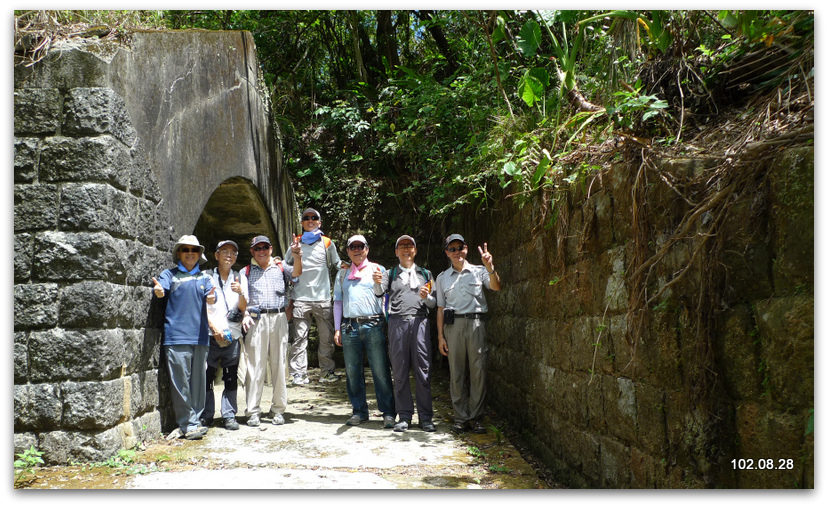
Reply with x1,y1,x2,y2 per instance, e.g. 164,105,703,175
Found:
731,458,794,470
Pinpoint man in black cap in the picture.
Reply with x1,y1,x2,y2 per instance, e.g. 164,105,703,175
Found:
435,234,501,434
241,234,302,427
285,208,344,385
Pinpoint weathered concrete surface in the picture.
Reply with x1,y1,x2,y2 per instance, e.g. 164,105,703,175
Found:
14,30,296,254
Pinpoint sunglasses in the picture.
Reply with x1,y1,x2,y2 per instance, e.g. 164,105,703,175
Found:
302,215,319,221
179,247,200,253
397,244,415,250
348,244,366,251
252,245,271,251
446,246,465,253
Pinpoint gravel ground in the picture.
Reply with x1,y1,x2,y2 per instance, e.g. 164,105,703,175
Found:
22,366,553,490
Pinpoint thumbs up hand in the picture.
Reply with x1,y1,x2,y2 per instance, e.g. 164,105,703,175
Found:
152,277,165,298
290,235,302,257
206,286,217,304
231,273,242,294
372,266,383,284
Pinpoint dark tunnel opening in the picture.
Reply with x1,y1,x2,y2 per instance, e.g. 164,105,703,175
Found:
192,176,282,270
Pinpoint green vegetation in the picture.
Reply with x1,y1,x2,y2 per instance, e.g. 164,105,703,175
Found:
14,10,813,253
14,446,45,482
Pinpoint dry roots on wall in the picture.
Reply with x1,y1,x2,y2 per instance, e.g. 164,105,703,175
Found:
621,80,812,479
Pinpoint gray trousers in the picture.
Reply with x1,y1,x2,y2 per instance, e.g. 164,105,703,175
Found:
443,318,488,424
388,315,433,422
164,344,209,433
290,300,336,375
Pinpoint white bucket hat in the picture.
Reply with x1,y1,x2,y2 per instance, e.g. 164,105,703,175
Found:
172,235,208,265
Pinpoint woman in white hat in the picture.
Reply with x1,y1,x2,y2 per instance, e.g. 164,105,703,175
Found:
152,235,216,440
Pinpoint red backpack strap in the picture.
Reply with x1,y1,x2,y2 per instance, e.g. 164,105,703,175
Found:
245,264,251,277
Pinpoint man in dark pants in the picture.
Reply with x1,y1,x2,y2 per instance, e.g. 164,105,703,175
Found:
373,235,437,432
204,240,248,430
435,234,501,434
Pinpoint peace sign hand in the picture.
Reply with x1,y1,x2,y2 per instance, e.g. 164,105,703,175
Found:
478,243,494,271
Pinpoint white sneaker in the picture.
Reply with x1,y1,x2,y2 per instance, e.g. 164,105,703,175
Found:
319,371,340,383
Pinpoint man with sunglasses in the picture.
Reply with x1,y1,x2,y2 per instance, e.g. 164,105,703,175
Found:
333,235,396,428
285,208,344,385
241,235,302,427
435,234,501,434
152,235,217,440
372,235,437,432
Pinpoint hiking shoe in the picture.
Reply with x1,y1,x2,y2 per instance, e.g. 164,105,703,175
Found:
272,413,285,425
319,371,340,383
420,420,436,432
393,419,411,432
247,414,260,427
346,414,368,426
200,418,214,428
451,421,470,434
471,420,487,434
383,415,396,428
184,428,204,440
292,373,310,385
224,417,239,430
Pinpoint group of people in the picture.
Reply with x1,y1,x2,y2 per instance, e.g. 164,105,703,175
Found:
153,207,501,440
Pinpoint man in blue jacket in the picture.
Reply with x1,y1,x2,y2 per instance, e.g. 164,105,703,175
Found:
152,235,216,440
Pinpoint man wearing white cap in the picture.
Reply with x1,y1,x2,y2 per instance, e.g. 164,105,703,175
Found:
333,235,396,428
204,240,248,430
152,235,217,440
285,208,344,385
241,234,302,427
435,233,501,435
373,235,437,432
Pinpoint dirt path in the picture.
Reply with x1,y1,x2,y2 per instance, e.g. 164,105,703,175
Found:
21,367,557,489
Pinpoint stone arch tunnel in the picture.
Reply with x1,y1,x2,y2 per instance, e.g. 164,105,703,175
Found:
194,176,282,269
13,30,296,462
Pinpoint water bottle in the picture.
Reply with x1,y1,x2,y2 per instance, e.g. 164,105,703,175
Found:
223,329,234,343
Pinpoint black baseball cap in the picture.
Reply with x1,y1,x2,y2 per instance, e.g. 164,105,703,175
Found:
444,234,466,249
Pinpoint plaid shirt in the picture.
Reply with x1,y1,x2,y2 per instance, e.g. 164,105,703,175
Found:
245,260,296,310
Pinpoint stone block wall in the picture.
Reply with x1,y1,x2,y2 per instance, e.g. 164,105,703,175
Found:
460,149,813,488
13,30,293,465
13,85,170,464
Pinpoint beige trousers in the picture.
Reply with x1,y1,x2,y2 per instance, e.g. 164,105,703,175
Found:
444,318,488,423
244,312,289,416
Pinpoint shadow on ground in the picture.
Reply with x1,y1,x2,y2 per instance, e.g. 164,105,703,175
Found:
18,365,560,489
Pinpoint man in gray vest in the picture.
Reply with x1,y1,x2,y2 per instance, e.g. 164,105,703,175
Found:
373,235,437,432
435,234,501,434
